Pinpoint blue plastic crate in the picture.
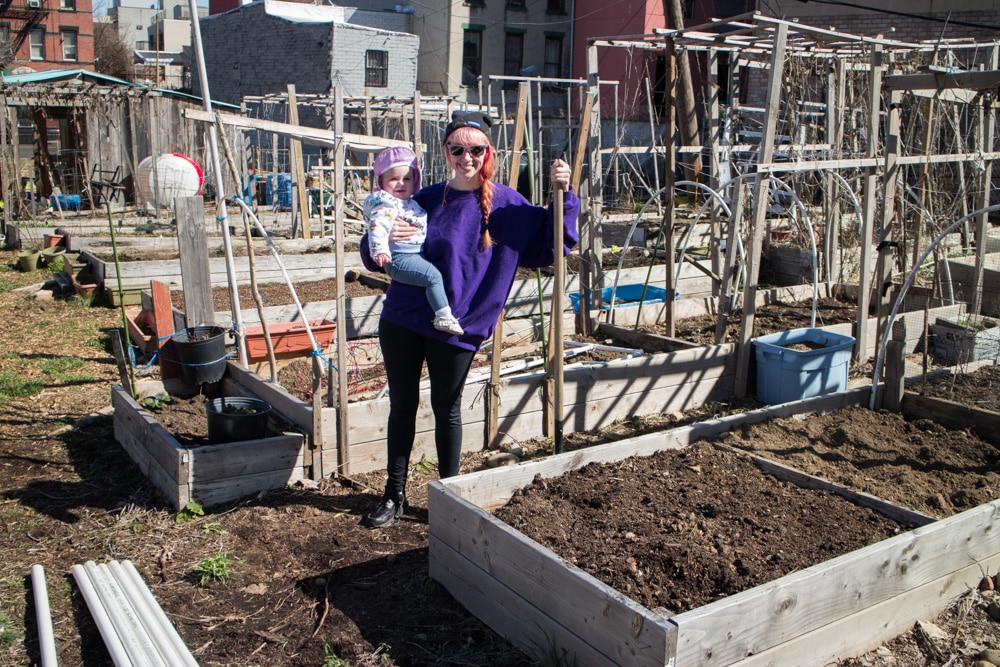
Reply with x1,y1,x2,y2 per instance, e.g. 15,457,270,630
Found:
49,194,81,211
753,327,855,404
568,284,675,313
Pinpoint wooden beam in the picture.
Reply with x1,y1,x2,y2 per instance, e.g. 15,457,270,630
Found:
184,109,414,151
733,22,788,398
883,69,1000,91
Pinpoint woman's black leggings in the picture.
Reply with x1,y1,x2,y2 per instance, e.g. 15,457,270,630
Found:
379,318,477,497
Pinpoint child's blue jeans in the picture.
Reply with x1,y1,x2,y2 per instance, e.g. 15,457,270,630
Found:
384,252,449,312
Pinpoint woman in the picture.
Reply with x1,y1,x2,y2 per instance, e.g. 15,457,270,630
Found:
359,110,580,528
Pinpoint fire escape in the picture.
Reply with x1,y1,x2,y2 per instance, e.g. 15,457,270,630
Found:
0,0,49,66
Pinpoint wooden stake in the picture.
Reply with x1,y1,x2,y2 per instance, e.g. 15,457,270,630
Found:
287,85,311,239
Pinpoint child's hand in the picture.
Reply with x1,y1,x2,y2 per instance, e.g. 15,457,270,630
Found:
375,254,391,267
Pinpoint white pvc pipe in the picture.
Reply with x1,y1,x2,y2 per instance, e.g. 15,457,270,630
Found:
71,563,133,667
112,561,199,667
87,561,166,667
30,565,58,667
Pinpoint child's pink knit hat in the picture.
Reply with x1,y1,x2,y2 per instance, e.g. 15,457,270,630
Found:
373,146,421,193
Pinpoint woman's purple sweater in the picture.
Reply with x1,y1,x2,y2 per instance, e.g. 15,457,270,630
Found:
359,181,580,351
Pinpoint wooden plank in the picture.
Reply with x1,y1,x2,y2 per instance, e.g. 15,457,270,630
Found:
174,196,214,326
673,499,1000,667
730,555,1000,667
749,454,933,527
344,345,738,448
429,486,674,667
189,434,304,479
598,322,700,351
221,363,313,429
185,108,415,151
901,392,1000,437
883,69,1000,91
111,386,186,509
193,467,306,508
429,535,647,667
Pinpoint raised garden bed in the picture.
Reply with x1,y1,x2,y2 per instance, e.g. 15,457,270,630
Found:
111,371,306,510
427,388,1000,666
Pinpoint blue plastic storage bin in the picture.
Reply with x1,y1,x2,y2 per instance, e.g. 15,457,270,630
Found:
49,194,81,211
568,284,675,313
753,327,855,404
265,174,293,208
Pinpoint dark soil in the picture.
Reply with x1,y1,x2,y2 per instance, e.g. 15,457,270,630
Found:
3,249,1000,667
657,295,858,345
494,439,906,614
910,364,1000,413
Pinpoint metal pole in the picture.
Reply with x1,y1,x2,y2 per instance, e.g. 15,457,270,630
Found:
187,0,247,364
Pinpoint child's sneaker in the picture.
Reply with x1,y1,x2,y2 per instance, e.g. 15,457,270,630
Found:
433,315,464,335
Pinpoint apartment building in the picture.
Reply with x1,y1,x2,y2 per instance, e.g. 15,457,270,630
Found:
0,0,95,73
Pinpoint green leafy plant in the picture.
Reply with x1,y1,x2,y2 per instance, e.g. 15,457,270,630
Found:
0,609,16,647
142,394,172,410
175,500,204,524
190,551,234,587
201,521,222,534
322,642,347,667
410,453,437,475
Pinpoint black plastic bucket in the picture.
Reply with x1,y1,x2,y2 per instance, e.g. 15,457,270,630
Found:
205,396,272,444
171,325,227,387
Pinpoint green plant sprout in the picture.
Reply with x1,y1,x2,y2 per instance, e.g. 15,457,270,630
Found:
411,453,437,475
0,608,16,647
190,551,234,587
175,500,204,525
322,642,347,667
201,521,223,534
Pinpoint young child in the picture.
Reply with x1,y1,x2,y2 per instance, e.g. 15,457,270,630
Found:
364,146,464,336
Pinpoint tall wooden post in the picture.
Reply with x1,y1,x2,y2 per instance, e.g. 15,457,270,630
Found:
734,23,788,398
576,42,604,336
971,45,999,317
287,84,311,239
855,43,885,363
333,86,348,476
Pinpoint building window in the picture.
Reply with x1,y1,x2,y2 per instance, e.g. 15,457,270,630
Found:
714,0,746,16
544,36,563,79
29,29,44,60
61,28,77,61
0,23,9,49
546,0,565,12
60,0,75,10
683,0,695,18
507,0,526,8
504,32,523,78
462,29,482,86
365,49,388,88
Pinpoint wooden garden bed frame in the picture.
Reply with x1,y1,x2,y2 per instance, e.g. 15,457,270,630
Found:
111,380,306,510
427,386,1000,666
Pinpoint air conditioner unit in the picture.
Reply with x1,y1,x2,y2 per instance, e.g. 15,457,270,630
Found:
27,0,42,9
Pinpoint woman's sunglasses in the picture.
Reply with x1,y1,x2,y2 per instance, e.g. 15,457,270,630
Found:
446,144,489,157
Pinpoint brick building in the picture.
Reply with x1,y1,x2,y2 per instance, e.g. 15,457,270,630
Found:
0,0,95,73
